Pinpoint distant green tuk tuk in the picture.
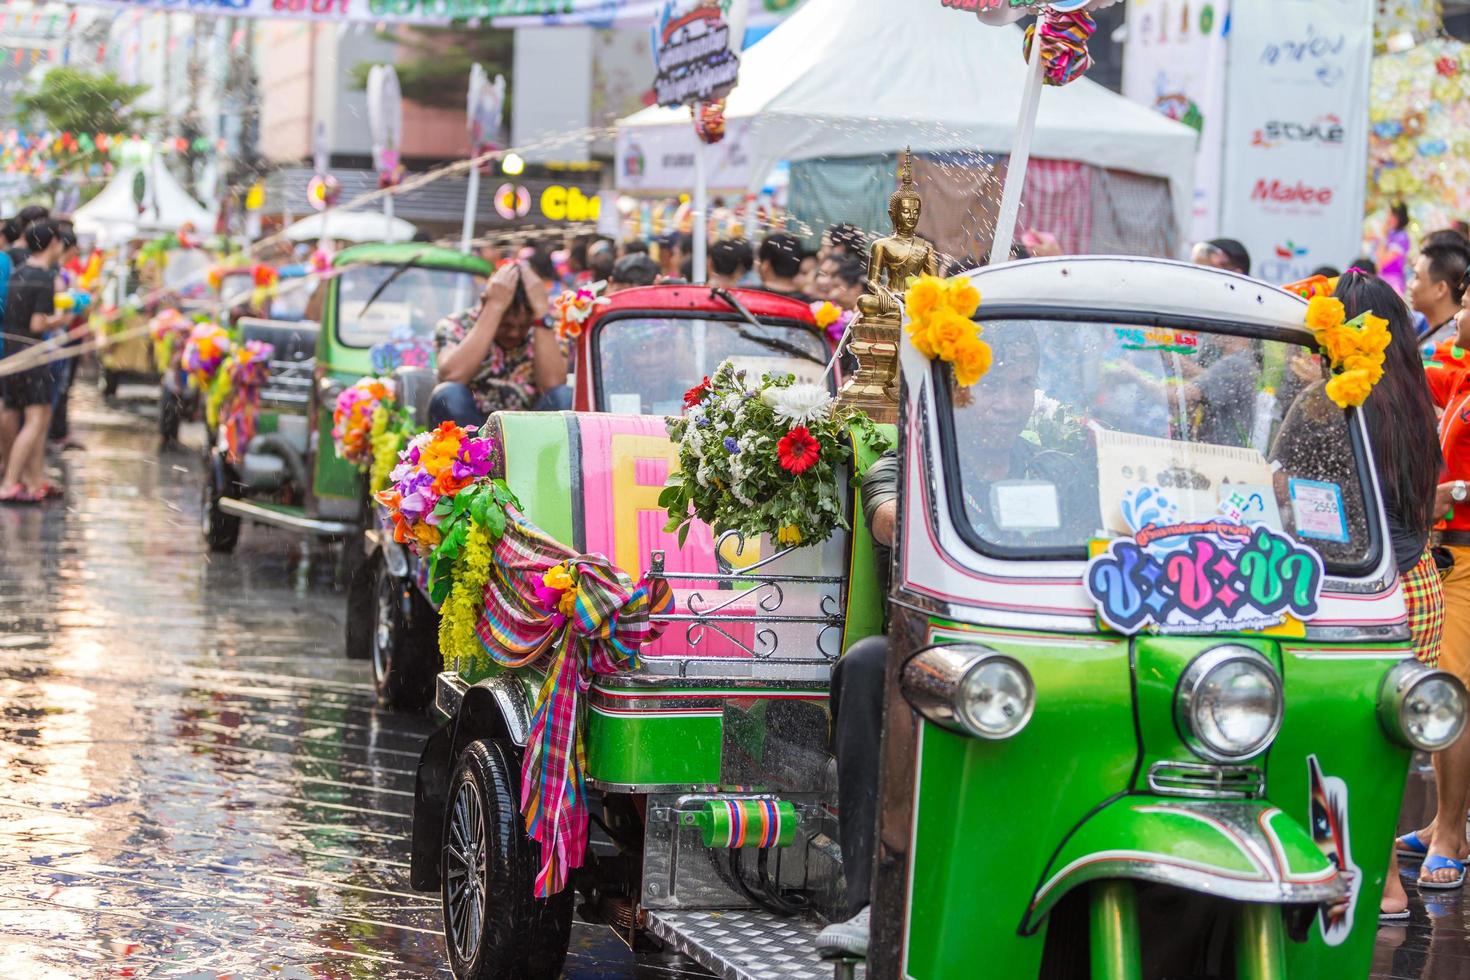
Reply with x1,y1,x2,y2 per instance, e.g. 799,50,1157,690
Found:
201,243,489,556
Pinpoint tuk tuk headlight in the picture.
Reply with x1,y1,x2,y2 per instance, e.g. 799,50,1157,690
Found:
901,645,1035,740
1379,660,1467,752
1175,646,1283,763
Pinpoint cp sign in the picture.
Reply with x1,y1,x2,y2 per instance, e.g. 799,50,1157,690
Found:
539,185,601,222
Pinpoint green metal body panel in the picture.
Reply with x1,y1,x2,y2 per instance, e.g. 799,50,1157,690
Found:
1029,796,1335,924
1274,645,1411,977
584,683,725,787
901,619,1403,979
1130,635,1282,783
842,423,895,653
903,622,1135,980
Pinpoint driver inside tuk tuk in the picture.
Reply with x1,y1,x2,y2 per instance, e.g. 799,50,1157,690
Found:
818,323,1086,959
430,259,569,427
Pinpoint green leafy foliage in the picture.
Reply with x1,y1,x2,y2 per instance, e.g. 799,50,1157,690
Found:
15,68,155,134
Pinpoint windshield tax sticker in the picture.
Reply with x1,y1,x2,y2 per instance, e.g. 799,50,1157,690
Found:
991,480,1061,531
1289,479,1349,543
1086,521,1325,634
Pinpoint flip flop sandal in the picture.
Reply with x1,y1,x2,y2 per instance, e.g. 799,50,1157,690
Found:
1419,854,1466,890
0,489,41,505
1397,831,1430,860
37,483,63,499
1379,908,1411,923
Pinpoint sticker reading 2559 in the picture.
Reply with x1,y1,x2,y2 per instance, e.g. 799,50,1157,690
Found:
1289,479,1349,544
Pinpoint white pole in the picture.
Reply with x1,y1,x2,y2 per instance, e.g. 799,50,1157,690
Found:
692,133,708,284
461,162,481,254
991,36,1044,266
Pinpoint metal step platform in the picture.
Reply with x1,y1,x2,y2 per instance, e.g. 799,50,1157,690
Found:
645,909,865,980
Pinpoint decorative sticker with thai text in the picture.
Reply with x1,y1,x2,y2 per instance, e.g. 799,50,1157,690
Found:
1085,520,1325,634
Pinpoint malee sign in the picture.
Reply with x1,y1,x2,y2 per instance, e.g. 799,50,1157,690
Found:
652,0,748,107
1218,0,1372,284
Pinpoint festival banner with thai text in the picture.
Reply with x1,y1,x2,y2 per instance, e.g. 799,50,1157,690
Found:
52,0,800,28
1217,0,1373,283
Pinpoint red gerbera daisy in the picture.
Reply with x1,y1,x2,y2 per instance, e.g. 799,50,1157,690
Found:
683,376,712,409
777,426,822,475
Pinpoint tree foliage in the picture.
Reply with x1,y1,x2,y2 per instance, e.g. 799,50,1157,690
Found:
14,68,156,134
350,28,513,111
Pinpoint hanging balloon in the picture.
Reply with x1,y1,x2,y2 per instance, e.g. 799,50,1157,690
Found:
1022,7,1097,86
694,99,727,144
307,173,341,211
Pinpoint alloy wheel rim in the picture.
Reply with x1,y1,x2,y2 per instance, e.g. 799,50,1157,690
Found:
373,573,394,684
446,777,487,964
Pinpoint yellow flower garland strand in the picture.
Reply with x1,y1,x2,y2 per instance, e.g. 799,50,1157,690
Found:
903,274,993,387
438,523,494,672
1303,295,1391,409
368,406,404,494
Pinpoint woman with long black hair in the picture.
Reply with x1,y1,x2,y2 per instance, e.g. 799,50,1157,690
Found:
1315,272,1450,914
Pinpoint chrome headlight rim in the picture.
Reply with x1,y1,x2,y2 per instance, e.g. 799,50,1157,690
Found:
1379,659,1468,752
900,643,1036,741
1174,645,1284,764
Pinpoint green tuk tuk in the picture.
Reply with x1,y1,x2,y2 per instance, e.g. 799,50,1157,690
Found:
352,284,829,710
201,243,489,556
407,256,1463,979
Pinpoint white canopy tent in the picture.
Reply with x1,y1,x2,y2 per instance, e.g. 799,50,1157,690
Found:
73,162,215,246
282,210,418,244
616,0,1198,248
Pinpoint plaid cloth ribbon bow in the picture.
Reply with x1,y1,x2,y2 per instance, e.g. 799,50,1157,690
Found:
476,505,673,896
220,340,274,464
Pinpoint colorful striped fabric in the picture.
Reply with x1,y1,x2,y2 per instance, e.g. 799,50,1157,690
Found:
476,505,673,896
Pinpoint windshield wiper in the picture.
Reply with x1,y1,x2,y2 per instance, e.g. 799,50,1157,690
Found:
357,249,434,317
708,287,824,366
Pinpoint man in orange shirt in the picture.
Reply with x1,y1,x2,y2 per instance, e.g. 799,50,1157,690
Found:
1403,276,1470,888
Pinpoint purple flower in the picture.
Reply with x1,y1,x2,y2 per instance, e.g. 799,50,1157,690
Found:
451,437,496,482
723,436,740,454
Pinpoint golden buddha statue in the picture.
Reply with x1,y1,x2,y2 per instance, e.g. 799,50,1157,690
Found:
856,150,940,321
837,149,937,423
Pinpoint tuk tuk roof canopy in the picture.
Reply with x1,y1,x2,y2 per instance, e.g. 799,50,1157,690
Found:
72,163,215,246
615,0,1198,240
332,241,494,274
283,210,419,245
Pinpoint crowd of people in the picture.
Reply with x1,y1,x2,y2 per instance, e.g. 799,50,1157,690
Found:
0,205,88,503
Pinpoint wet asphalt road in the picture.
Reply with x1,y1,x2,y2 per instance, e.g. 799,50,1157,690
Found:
3,382,1470,979
0,384,707,979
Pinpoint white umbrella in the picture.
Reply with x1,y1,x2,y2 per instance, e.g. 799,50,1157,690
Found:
281,210,418,244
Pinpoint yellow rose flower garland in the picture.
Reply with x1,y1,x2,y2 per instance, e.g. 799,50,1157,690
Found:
1303,295,1392,409
903,274,993,387
437,523,494,671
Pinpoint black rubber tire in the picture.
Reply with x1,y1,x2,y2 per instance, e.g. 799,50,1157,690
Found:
159,388,183,444
370,563,435,711
201,466,241,554
344,555,375,660
441,739,574,980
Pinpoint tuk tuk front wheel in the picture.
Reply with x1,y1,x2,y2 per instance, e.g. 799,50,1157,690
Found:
201,468,240,554
442,739,573,980
370,562,434,711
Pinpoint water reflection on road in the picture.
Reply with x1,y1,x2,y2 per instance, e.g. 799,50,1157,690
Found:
0,389,702,979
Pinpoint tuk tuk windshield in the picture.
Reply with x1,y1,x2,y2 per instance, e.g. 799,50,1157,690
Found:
335,264,486,348
596,315,830,415
942,318,1379,572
